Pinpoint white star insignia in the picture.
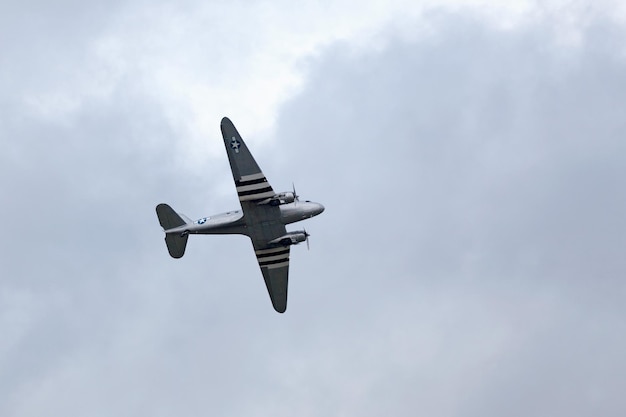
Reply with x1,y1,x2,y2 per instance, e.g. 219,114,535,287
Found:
230,137,241,153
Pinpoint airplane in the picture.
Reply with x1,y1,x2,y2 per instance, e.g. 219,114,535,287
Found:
155,117,325,313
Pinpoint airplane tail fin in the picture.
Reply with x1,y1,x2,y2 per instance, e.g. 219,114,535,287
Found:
156,203,190,258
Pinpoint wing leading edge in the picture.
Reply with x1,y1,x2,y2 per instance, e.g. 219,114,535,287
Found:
220,117,290,313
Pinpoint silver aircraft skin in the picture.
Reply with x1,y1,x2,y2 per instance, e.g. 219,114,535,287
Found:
156,117,324,313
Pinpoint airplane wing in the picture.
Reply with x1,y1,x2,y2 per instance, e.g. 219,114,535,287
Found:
220,117,275,202
252,243,290,313
220,117,290,313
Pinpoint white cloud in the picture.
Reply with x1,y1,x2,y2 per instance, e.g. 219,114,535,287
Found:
8,0,625,166
2,2,626,417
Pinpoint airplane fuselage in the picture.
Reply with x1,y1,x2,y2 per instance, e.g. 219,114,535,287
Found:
166,200,324,236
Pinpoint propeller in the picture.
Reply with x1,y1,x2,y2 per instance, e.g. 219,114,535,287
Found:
292,182,300,205
304,228,310,250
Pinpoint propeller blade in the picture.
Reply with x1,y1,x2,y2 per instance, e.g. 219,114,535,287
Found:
292,182,299,204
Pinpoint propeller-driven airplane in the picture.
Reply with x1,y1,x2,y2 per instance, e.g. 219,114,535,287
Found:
156,117,325,313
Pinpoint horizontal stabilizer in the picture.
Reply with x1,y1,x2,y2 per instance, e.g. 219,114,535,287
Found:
156,203,190,258
156,203,187,230
165,233,189,259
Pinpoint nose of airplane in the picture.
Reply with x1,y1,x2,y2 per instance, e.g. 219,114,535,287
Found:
316,203,325,215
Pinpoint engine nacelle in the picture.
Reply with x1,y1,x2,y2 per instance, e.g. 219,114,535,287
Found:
258,191,295,206
269,231,308,247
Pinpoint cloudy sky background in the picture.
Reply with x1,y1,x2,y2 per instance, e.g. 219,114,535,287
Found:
2,1,626,416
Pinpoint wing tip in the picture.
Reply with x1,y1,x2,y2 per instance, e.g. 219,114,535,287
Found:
271,292,287,313
273,304,287,314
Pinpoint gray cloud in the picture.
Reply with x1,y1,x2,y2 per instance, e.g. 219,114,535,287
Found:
274,15,626,416
1,7,625,417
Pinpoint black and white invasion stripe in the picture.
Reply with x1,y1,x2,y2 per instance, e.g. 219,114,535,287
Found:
255,247,290,269
236,173,275,202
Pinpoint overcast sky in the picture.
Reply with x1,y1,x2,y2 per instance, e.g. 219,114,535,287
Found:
2,1,626,416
